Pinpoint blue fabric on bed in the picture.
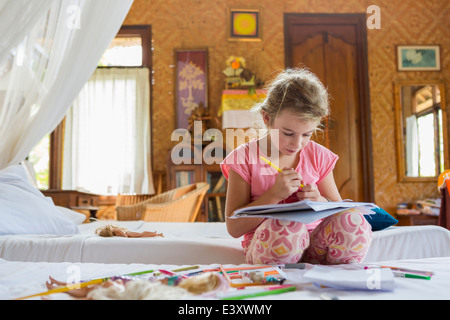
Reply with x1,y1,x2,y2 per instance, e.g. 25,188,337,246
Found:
365,207,398,231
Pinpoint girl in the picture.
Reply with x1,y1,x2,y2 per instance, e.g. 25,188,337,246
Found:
221,68,372,265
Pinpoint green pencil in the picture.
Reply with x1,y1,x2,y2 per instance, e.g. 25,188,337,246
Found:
153,265,200,276
393,271,430,280
126,269,155,276
221,285,296,300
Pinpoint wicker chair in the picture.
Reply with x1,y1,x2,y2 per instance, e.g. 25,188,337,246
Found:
116,194,153,207
115,183,209,222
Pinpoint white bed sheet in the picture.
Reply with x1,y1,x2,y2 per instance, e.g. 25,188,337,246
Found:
1,257,449,300
362,225,450,262
0,222,449,265
0,222,245,265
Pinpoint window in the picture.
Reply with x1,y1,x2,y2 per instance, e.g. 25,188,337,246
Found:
99,36,143,67
407,85,443,177
29,26,152,193
417,112,436,176
63,67,151,194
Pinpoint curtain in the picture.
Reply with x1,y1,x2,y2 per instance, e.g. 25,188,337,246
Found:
0,0,134,170
0,0,53,64
439,182,450,230
63,68,154,195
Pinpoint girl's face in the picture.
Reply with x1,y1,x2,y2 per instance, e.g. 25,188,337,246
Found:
263,109,318,157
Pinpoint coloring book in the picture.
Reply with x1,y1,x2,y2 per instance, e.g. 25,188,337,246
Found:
230,200,378,224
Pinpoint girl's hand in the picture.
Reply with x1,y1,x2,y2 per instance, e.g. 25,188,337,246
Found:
268,168,302,202
296,184,324,201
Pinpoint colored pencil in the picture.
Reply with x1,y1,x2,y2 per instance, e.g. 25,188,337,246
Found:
220,265,232,284
392,271,431,280
380,266,434,276
153,265,199,276
158,269,177,276
170,265,200,272
260,156,304,187
260,156,283,172
157,269,190,279
221,285,296,300
218,285,293,299
204,265,275,273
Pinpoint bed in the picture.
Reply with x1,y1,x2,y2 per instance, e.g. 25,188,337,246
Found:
2,257,450,300
3,164,450,265
0,221,245,265
1,219,450,265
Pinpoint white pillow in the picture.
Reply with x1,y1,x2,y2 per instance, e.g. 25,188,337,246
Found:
56,206,87,225
0,165,79,235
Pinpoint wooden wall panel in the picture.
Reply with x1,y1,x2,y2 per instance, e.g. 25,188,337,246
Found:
123,0,450,213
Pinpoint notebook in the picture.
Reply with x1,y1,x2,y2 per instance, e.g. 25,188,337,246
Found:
230,200,378,224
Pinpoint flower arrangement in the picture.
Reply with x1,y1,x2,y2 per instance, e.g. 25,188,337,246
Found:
223,56,246,77
223,56,258,91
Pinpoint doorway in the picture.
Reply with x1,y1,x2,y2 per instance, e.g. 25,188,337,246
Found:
284,13,373,202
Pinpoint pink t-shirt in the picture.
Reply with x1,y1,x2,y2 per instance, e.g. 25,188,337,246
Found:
220,139,339,248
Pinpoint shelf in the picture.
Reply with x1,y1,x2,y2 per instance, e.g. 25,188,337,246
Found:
207,195,226,222
167,153,228,221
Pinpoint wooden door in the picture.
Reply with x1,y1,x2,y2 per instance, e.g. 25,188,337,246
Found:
285,14,374,202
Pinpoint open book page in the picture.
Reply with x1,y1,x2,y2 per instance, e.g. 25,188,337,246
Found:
230,200,378,224
303,266,395,291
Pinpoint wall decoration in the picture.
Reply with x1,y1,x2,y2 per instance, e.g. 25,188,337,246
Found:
175,48,208,129
228,9,262,41
397,45,440,71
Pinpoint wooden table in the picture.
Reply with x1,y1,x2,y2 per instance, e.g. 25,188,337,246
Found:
396,214,439,226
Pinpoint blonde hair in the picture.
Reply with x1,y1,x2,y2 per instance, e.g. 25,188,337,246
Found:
178,272,221,294
86,273,222,300
255,68,329,124
95,225,127,237
87,280,192,300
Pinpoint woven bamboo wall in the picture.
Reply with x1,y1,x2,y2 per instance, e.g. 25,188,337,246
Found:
123,0,449,213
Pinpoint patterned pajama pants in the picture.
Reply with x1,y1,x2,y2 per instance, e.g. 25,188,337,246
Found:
244,209,373,265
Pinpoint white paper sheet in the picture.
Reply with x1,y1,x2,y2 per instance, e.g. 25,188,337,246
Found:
302,266,395,291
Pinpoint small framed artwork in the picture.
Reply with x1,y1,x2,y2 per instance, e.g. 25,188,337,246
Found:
174,48,208,129
397,45,440,71
227,8,262,41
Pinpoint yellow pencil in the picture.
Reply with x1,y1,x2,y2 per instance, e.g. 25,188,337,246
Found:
260,156,304,187
260,156,282,172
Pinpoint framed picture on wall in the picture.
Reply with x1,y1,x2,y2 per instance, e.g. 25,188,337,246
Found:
397,45,441,71
227,8,262,41
174,48,208,129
